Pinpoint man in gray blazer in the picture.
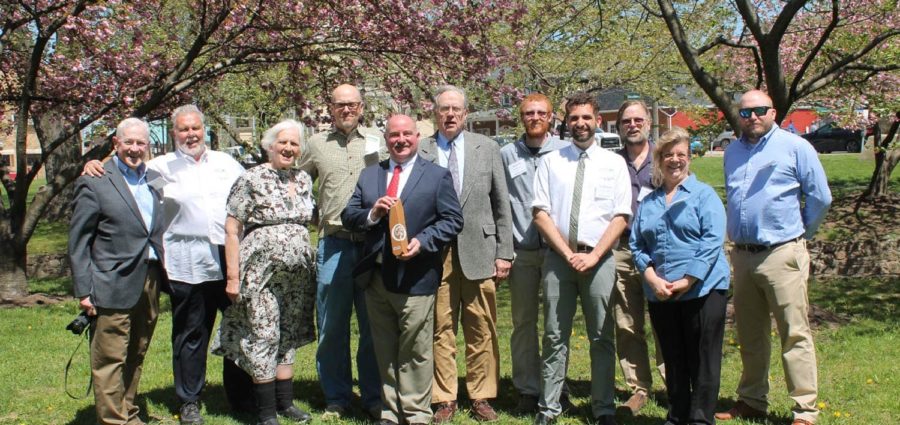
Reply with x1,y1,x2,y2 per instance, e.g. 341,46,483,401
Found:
418,85,514,423
69,118,165,425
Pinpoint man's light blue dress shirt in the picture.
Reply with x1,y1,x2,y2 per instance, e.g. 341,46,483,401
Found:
115,156,158,260
723,126,832,245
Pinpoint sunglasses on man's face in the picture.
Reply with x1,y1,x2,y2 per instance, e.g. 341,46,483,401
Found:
738,106,772,119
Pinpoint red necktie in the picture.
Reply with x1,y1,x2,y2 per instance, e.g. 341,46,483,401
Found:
386,164,402,197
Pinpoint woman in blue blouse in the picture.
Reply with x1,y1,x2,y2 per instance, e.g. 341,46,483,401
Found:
630,127,730,425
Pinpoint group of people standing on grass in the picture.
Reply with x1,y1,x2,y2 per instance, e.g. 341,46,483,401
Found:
69,84,831,425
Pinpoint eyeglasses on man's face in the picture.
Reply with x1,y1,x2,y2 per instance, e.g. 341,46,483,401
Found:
619,117,646,126
331,102,361,111
738,106,771,119
437,105,465,116
523,110,549,119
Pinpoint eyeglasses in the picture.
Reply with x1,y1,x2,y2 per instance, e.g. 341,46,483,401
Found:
331,102,361,111
523,110,549,118
437,105,465,115
619,117,646,126
738,106,771,119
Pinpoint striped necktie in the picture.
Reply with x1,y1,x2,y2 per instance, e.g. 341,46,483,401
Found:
569,151,587,250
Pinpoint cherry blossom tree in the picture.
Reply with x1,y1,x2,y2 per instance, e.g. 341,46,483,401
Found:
0,0,525,300
644,0,898,134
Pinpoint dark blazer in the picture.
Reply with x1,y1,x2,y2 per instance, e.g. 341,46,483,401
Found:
342,156,463,295
418,131,513,280
68,159,165,309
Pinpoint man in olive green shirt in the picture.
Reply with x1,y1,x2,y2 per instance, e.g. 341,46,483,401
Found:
298,84,388,420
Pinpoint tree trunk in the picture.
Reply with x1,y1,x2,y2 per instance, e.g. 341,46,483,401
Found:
0,233,28,301
867,114,899,199
872,150,900,197
34,112,82,222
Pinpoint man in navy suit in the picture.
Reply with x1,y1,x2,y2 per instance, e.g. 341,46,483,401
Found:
69,118,166,425
342,114,463,425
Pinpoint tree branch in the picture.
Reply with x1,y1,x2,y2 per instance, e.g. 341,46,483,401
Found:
769,0,811,42
655,0,740,131
733,0,764,42
796,28,900,98
790,0,839,100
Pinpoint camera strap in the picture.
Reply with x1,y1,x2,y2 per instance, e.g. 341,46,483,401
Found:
64,327,93,400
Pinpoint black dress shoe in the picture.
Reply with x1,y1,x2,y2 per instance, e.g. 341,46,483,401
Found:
533,413,555,425
593,414,617,425
278,405,312,423
180,401,204,425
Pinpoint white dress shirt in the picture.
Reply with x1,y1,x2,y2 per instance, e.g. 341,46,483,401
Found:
147,149,245,283
532,142,632,247
436,132,465,188
367,155,417,225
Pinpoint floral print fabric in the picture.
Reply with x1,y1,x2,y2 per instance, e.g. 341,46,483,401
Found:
212,164,317,380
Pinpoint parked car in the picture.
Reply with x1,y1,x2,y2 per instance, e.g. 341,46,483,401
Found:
711,127,735,151
594,130,622,151
801,123,863,153
223,145,260,168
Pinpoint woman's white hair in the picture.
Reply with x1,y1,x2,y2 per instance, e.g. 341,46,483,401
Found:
261,119,304,151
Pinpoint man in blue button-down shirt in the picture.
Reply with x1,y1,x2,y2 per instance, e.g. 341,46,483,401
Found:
717,90,832,425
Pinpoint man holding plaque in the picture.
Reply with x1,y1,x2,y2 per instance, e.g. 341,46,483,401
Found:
342,114,464,425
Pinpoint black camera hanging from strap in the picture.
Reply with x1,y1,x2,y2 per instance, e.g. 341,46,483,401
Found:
64,313,94,399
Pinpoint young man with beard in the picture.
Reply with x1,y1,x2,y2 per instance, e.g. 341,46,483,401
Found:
531,92,631,425
611,100,666,414
499,93,571,414
716,89,831,425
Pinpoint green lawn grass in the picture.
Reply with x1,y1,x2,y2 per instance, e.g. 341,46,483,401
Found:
1,276,897,424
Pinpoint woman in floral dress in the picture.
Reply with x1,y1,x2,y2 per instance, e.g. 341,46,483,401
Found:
212,119,316,425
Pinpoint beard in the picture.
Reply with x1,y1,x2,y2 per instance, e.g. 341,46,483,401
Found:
743,121,773,140
572,127,594,144
176,141,206,158
525,121,550,139
623,131,647,145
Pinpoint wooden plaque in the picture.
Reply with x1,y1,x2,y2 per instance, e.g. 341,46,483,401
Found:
389,199,409,257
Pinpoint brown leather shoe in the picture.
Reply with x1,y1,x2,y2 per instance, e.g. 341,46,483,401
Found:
622,391,648,414
792,419,815,425
715,400,766,421
470,399,499,422
433,401,457,423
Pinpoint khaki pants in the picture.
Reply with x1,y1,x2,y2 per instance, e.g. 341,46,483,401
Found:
366,272,435,424
612,246,665,394
91,265,161,425
731,240,818,423
432,246,500,403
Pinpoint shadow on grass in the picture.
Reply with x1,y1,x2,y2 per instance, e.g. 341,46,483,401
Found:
65,378,325,425
810,277,899,324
